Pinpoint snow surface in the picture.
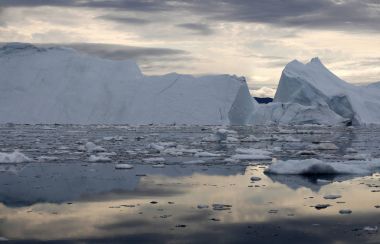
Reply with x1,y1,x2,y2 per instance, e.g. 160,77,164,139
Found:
273,58,380,125
0,43,256,125
265,158,380,175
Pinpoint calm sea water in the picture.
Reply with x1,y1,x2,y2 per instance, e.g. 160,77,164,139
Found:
0,124,379,243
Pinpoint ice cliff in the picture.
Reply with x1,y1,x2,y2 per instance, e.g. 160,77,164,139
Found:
0,43,256,125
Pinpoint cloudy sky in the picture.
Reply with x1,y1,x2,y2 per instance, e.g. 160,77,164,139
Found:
0,0,379,95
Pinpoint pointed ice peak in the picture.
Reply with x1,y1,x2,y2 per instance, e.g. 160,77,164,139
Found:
284,59,304,70
310,57,322,64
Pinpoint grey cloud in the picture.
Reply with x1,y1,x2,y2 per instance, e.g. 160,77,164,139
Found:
50,43,189,60
38,43,194,74
1,0,379,32
97,14,151,25
176,23,214,35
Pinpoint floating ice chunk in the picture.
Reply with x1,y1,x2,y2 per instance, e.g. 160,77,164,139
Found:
0,151,31,163
194,152,222,157
224,136,239,143
37,156,59,162
339,209,352,214
103,136,123,141
363,226,378,233
277,135,301,142
83,142,106,153
183,160,206,164
343,154,370,161
265,158,380,175
317,179,332,184
88,155,111,162
152,164,165,168
143,157,165,163
98,152,117,157
115,163,134,169
324,194,342,200
201,134,220,142
346,148,358,153
223,158,240,163
315,204,331,210
149,143,165,151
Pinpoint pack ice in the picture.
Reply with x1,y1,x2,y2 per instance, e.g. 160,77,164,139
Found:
271,58,380,125
0,43,256,125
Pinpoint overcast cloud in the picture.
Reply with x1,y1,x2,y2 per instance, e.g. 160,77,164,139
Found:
0,0,379,85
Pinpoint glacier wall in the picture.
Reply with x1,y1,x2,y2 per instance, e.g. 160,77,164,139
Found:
0,43,256,125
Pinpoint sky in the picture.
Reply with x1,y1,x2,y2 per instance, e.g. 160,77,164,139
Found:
0,0,379,96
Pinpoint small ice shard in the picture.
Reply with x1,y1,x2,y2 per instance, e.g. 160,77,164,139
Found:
194,152,222,157
84,142,106,153
183,160,206,164
346,148,358,153
323,194,342,200
103,136,123,141
37,156,59,162
197,204,209,209
115,163,134,169
339,209,352,214
152,164,165,168
314,204,331,210
0,150,32,163
363,226,378,233
317,179,333,184
143,157,165,163
224,136,239,143
89,155,111,162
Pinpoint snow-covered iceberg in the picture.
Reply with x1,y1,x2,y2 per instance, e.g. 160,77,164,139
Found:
0,43,256,125
273,58,380,125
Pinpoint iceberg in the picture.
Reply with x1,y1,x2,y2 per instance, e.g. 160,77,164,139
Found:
0,43,256,125
273,58,380,125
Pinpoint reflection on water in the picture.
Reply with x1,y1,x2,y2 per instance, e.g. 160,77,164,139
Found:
0,125,380,243
0,163,380,243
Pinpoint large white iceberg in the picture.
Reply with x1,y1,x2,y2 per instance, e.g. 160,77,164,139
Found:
0,43,256,125
273,58,380,125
